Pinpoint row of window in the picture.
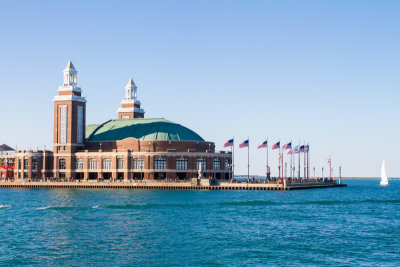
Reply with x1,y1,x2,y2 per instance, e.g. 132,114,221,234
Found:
64,158,230,170
17,158,36,169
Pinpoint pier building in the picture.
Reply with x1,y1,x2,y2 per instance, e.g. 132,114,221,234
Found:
0,62,232,181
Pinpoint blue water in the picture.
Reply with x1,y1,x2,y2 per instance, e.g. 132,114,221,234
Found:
0,180,399,266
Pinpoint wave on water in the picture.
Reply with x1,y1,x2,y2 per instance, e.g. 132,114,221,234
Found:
36,206,75,210
219,199,400,206
0,205,11,209
362,199,400,204
92,203,203,210
219,200,277,206
93,204,159,210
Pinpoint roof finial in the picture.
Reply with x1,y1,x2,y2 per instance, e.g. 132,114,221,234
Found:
127,78,135,86
65,60,75,71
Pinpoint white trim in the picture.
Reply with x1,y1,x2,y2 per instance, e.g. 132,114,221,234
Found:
53,95,87,103
58,85,82,93
117,107,144,114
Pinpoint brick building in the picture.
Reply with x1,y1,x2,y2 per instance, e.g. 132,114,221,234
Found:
0,61,232,181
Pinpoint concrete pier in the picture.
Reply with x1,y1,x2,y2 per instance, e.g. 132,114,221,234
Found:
0,180,346,191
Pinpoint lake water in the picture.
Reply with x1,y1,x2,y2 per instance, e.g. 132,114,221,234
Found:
0,180,399,266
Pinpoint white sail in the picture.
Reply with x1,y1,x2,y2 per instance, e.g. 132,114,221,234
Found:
380,159,388,186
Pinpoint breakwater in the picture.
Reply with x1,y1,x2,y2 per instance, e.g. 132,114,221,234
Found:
0,181,346,190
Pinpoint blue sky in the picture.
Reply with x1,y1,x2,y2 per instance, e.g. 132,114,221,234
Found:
0,0,399,177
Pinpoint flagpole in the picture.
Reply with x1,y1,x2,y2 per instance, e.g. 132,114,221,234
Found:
279,140,281,179
233,137,235,181
298,141,300,179
247,137,250,182
307,143,310,179
266,138,269,179
230,145,233,182
290,149,292,179
281,150,284,180
303,142,306,179
290,139,292,179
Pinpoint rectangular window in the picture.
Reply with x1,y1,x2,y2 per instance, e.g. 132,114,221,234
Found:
19,159,21,169
89,159,98,170
213,159,220,170
154,158,166,170
59,105,68,144
225,159,229,170
102,159,112,170
133,158,144,169
117,158,124,170
77,106,83,144
176,159,187,170
24,159,29,169
32,157,38,169
197,158,207,170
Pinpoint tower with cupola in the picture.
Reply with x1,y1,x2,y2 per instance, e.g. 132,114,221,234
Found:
53,61,86,178
117,78,145,119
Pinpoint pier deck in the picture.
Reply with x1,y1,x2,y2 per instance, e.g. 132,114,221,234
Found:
0,181,346,191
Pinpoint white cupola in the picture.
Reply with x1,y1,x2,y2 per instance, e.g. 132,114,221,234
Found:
63,60,78,87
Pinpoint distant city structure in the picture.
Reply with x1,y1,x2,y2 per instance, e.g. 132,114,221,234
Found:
0,61,232,181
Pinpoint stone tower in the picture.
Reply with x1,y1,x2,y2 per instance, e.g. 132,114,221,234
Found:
117,78,145,119
53,61,86,178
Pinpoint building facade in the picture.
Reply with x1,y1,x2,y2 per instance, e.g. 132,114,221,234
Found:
0,62,232,181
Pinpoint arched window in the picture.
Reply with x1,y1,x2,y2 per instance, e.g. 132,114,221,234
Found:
154,158,166,170
117,158,124,170
89,159,98,170
59,158,66,169
213,159,220,170
76,158,84,170
176,159,187,170
102,159,112,170
197,158,207,170
133,158,144,169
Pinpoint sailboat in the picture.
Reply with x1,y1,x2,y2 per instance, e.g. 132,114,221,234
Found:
380,159,388,186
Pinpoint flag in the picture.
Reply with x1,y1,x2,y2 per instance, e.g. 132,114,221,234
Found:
300,145,305,152
282,142,292,150
239,140,249,148
287,149,293,155
272,142,280,150
257,140,268,149
292,145,300,154
223,139,234,148
305,145,309,153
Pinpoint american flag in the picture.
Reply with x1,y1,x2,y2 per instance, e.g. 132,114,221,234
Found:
272,141,280,150
292,145,300,154
287,149,293,155
257,140,268,149
239,139,249,148
282,142,292,150
223,139,234,148
300,145,305,152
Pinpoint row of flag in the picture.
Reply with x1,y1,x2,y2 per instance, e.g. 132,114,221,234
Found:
224,139,309,153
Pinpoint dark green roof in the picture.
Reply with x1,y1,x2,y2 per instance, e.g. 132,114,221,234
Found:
86,118,205,142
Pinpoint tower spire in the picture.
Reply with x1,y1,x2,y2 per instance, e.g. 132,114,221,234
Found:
117,78,144,119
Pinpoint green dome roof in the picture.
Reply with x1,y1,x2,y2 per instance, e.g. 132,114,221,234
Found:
85,118,205,142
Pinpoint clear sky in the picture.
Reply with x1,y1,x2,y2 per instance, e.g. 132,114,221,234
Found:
0,0,399,177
